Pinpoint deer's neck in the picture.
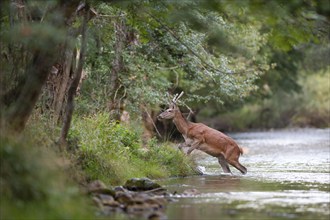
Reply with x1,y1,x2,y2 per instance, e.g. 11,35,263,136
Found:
173,111,190,135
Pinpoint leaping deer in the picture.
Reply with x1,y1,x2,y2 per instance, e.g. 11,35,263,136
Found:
157,92,247,175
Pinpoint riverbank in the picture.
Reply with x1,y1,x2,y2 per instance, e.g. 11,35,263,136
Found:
0,115,199,220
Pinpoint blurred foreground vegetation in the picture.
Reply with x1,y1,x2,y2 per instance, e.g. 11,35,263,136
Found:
0,0,329,219
0,133,94,219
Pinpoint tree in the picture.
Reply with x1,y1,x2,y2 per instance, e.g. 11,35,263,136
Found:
0,0,82,133
1,0,327,136
59,3,90,148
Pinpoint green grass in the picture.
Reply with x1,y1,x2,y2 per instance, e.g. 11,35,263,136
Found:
69,112,198,185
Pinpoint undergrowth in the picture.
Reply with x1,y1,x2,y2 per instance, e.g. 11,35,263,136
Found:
69,113,198,185
0,111,198,219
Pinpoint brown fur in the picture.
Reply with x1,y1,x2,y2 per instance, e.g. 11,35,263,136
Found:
158,103,247,175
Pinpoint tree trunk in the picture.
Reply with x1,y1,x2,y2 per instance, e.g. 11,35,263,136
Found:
108,16,128,121
59,4,89,148
53,49,75,123
42,6,95,123
41,23,84,123
6,50,57,132
1,0,81,133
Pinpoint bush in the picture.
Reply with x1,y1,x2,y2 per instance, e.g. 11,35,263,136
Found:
69,113,198,185
146,138,197,177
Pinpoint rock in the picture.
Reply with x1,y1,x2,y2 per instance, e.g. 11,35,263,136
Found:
182,188,199,196
102,206,123,216
124,178,162,191
143,187,168,196
89,178,169,219
97,194,121,207
87,180,106,191
144,197,167,209
126,203,148,213
87,180,115,196
92,196,103,209
114,185,127,192
115,191,134,205
148,211,167,220
91,188,116,196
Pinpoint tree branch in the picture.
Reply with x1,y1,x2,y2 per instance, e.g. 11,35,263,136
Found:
144,11,232,76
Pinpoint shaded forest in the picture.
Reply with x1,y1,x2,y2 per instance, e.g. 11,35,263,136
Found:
0,0,329,219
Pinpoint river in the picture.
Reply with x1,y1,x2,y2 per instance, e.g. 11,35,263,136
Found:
159,129,330,220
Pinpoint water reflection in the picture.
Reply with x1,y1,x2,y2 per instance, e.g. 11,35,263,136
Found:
159,129,330,220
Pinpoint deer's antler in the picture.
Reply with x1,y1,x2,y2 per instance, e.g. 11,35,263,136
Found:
172,91,184,104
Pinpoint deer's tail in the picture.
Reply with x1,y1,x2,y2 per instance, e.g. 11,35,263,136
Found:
239,146,249,155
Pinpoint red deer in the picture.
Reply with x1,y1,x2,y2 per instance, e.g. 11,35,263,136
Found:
157,92,247,175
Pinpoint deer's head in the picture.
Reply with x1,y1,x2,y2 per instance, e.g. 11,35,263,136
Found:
157,92,184,120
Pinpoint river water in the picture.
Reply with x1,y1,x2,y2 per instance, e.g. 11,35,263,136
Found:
159,129,330,220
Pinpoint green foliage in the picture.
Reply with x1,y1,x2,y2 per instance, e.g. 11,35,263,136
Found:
208,69,330,130
0,0,71,106
69,113,198,185
256,49,303,96
291,70,330,127
78,1,272,117
146,138,196,177
0,136,93,220
74,0,329,124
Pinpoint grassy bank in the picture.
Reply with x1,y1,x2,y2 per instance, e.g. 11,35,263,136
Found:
69,113,197,185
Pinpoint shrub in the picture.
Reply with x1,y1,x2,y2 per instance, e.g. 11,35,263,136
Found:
69,113,198,185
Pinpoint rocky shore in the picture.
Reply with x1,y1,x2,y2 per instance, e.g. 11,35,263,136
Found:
87,178,170,219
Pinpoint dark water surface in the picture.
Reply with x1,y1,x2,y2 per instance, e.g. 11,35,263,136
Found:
159,129,330,220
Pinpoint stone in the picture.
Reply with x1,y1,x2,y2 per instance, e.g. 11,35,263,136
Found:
115,191,134,205
148,211,167,220
98,194,120,207
182,188,199,196
124,178,162,191
89,179,168,219
87,180,116,196
114,186,127,192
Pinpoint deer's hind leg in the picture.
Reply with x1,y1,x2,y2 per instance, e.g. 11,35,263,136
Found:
218,154,232,174
225,146,247,175
227,160,247,175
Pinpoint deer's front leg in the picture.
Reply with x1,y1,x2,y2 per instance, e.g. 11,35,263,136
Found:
187,140,201,155
177,142,188,152
180,135,193,152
